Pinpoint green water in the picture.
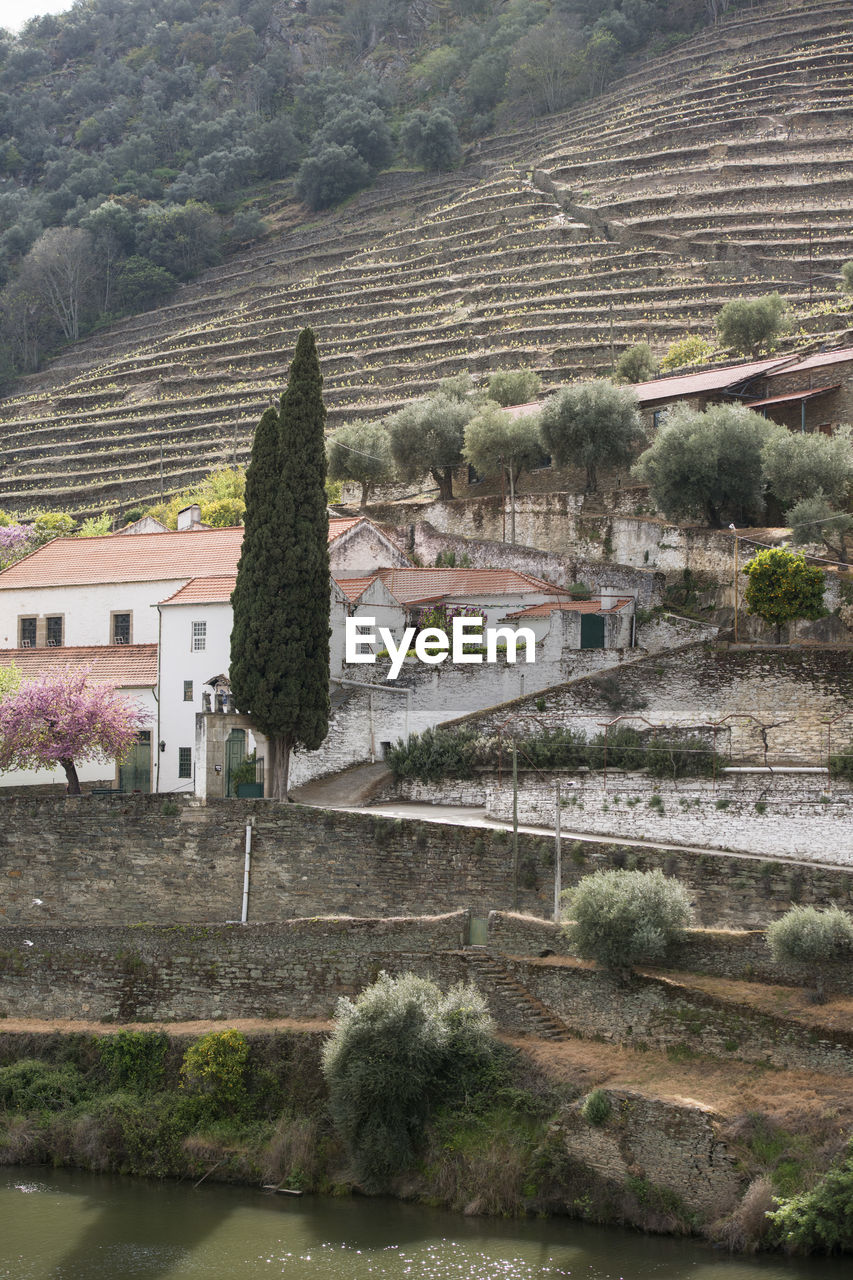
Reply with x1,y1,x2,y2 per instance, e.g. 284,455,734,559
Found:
0,1169,846,1280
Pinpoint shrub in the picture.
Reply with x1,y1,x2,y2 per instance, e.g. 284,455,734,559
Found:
766,906,853,1001
768,1144,853,1254
659,335,715,372
0,1060,85,1112
322,972,496,1190
180,1029,249,1114
486,368,541,407
581,1088,612,1126
614,342,658,383
644,735,716,779
385,726,480,782
401,109,461,171
744,548,826,643
98,1031,167,1094
716,293,787,357
562,868,693,971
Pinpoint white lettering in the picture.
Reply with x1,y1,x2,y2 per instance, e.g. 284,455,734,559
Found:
414,626,449,665
486,626,536,664
380,626,416,680
452,616,483,663
346,616,376,663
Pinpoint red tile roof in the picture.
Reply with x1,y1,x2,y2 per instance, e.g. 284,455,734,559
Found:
334,574,380,602
376,568,559,605
0,517,374,589
770,346,853,376
159,576,236,605
745,384,840,408
506,598,632,619
0,644,157,686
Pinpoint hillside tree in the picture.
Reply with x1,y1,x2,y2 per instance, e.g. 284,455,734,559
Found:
562,868,692,973
787,493,853,565
387,391,474,500
634,402,776,526
463,402,543,541
230,328,330,799
716,292,787,357
762,426,853,509
327,419,393,507
487,367,541,407
0,669,147,795
19,227,97,342
743,547,826,642
539,378,643,492
615,341,658,383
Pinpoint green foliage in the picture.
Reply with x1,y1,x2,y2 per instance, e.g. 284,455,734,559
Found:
229,750,258,789
180,1029,250,1114
614,342,658,384
230,329,330,797
787,493,853,563
463,401,544,483
743,548,826,637
322,971,496,1190
769,1144,853,1254
401,109,461,171
829,744,853,780
98,1030,168,1094
581,1088,612,1126
539,379,643,491
77,511,113,536
763,426,853,509
0,1059,85,1112
634,402,776,526
659,335,715,373
387,391,474,500
716,293,787,356
146,466,246,529
486,368,542,407
386,726,480,783
841,261,853,296
327,418,392,506
766,906,853,970
562,868,693,970
296,143,372,210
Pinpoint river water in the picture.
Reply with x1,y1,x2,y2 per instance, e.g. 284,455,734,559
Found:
0,1168,846,1280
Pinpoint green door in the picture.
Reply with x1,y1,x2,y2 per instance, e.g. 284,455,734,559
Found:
225,728,246,798
580,614,606,649
119,730,151,793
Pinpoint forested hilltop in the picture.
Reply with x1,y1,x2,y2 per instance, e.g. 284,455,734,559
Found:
0,0,746,381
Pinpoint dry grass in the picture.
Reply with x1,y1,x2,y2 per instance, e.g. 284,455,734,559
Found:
647,971,853,1035
711,1176,777,1253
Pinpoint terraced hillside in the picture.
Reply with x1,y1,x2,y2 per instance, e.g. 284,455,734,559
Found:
1,0,853,514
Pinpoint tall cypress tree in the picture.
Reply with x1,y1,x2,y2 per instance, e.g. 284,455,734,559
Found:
230,329,330,798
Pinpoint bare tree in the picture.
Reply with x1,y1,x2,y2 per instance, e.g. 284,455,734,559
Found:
19,227,97,342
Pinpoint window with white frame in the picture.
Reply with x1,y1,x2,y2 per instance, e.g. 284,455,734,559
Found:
191,621,206,651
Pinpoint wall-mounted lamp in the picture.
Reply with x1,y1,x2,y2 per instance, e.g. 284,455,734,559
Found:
214,764,222,774
159,740,166,753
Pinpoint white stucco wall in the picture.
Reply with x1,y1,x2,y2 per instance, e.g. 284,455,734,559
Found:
0,580,187,649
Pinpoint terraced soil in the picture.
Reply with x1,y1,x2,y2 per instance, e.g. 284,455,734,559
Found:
1,0,852,514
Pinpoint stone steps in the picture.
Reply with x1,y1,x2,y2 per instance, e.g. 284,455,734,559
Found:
464,948,572,1042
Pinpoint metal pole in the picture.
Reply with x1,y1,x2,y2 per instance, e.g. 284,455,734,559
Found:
501,461,506,542
554,782,562,924
240,819,253,924
512,741,519,910
508,465,516,545
609,299,615,374
732,531,739,642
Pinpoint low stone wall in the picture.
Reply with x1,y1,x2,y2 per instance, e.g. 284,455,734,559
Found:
0,915,469,1022
553,1091,742,1219
486,912,853,995
483,771,853,864
509,958,853,1075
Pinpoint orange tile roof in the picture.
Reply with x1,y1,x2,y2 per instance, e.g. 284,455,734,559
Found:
376,568,559,605
771,346,853,376
632,356,789,404
0,518,372,589
0,644,157,686
160,575,237,605
505,598,632,618
334,574,380,602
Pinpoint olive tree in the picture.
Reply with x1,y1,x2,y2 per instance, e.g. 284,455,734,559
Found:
787,493,853,565
766,906,853,1002
762,426,853,509
327,419,392,507
615,341,658,384
562,868,693,973
463,402,543,541
539,379,643,492
634,402,776,526
716,293,787,357
487,367,541,407
387,392,474,500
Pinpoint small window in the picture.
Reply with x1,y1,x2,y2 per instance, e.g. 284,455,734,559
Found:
113,612,131,644
191,621,206,651
183,680,193,702
19,617,36,648
46,616,63,646
178,747,192,779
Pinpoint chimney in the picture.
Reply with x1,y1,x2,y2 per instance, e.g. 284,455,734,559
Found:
177,503,202,531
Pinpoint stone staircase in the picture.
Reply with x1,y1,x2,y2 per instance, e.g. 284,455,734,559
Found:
464,947,572,1042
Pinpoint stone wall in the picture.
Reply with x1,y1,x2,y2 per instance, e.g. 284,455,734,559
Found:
0,914,469,1022
486,913,853,995
482,770,853,864
451,643,853,766
507,957,853,1075
2,795,852,933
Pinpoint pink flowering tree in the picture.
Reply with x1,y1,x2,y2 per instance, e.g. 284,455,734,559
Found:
0,669,149,794
0,524,36,570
